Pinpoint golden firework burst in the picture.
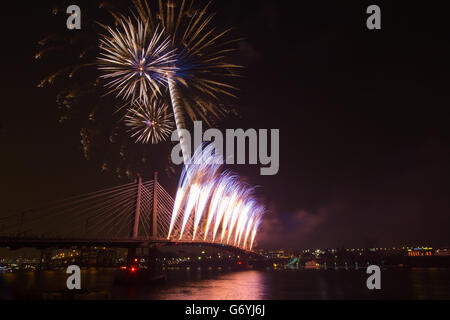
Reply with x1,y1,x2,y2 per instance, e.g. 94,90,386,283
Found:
98,18,177,105
124,99,174,144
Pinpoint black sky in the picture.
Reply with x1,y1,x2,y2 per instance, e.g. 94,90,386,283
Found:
1,1,449,249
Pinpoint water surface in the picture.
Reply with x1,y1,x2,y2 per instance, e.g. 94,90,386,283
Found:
1,268,450,300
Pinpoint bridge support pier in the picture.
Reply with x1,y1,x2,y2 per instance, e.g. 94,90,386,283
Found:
38,248,53,270
127,247,137,265
146,246,162,273
79,247,87,267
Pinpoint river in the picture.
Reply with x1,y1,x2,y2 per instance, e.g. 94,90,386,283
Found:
1,268,450,300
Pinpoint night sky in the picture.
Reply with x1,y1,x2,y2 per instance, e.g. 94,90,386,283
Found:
1,1,449,249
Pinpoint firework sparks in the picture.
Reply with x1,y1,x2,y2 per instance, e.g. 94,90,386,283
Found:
132,0,243,164
37,1,242,178
36,4,182,180
98,18,177,104
124,99,174,144
167,144,264,250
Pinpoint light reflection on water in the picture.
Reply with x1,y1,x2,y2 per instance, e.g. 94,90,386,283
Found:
1,268,450,300
146,270,267,300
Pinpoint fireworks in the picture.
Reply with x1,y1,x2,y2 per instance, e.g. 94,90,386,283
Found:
167,144,264,250
36,4,178,179
98,18,177,105
124,99,174,144
131,0,243,163
98,0,242,127
37,0,242,178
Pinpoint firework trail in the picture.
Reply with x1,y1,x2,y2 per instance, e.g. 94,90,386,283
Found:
167,144,264,250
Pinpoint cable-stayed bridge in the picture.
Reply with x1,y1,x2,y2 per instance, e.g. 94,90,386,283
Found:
0,173,260,258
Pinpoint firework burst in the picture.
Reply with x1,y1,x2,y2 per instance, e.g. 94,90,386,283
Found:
125,99,174,144
98,18,177,105
129,0,243,164
36,1,242,178
167,144,265,250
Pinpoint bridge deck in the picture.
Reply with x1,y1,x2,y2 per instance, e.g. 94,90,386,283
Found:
0,237,261,256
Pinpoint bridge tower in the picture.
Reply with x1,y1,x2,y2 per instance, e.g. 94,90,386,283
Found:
152,171,158,239
128,172,161,266
131,172,159,239
131,174,142,239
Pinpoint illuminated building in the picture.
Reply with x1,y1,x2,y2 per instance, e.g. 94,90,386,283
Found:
407,247,433,257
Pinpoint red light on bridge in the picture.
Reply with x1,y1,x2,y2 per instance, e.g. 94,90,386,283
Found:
130,267,136,272
238,261,242,265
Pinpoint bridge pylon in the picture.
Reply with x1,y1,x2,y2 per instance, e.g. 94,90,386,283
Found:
151,171,158,239
131,174,142,239
131,172,159,239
